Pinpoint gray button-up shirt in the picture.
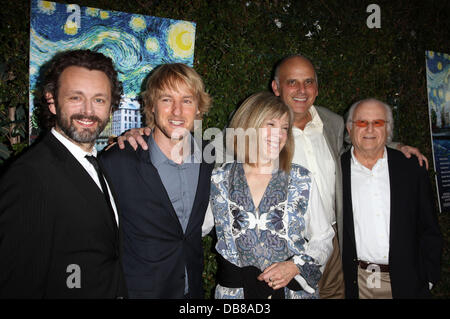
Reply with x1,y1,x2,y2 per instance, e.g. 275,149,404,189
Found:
149,135,201,294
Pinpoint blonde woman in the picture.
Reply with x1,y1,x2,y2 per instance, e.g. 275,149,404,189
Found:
205,91,334,299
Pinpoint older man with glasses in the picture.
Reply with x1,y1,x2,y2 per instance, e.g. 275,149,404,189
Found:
341,98,442,299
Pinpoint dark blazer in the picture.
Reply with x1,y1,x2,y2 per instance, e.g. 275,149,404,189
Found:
341,147,442,298
0,132,127,298
99,136,214,299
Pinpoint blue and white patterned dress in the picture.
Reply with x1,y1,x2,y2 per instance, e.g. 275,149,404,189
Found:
207,162,334,299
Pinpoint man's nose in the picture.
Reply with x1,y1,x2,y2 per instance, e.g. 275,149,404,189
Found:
172,101,182,115
81,100,94,115
366,122,375,132
296,82,306,93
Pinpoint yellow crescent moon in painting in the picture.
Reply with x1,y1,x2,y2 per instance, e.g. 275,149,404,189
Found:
167,22,195,58
176,31,191,51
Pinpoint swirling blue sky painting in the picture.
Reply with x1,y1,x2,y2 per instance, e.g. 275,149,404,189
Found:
29,0,196,148
426,51,450,130
426,50,450,212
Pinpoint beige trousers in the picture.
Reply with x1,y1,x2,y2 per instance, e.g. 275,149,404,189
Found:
318,226,345,299
357,266,393,299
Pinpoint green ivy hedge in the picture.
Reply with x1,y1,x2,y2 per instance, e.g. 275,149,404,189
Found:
0,0,449,298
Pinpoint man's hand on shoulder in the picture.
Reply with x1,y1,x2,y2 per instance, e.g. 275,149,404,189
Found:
397,143,429,170
117,127,152,151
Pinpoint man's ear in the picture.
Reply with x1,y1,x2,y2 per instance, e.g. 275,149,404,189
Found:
346,123,352,135
271,80,280,96
46,92,56,115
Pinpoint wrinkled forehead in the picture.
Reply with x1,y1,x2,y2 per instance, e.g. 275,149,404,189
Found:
353,101,387,120
280,57,316,78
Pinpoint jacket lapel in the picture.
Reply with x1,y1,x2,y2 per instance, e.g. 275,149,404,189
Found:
98,162,120,231
185,139,214,235
135,142,184,232
185,160,211,235
317,107,339,161
342,150,357,250
44,133,118,235
386,148,400,259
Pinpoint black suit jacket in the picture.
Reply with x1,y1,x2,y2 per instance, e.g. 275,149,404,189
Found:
0,132,127,298
341,147,442,298
99,136,214,298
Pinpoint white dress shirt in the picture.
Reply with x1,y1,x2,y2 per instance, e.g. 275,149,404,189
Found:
51,128,119,225
291,105,336,225
350,147,390,265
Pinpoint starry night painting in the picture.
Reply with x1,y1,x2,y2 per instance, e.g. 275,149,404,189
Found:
29,0,196,150
426,50,450,212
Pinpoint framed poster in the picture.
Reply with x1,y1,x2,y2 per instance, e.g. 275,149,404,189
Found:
30,0,196,150
426,50,450,212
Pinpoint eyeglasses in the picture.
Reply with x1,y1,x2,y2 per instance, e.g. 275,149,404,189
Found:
352,119,388,128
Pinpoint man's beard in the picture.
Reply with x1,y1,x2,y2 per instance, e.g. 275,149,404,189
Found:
56,110,109,144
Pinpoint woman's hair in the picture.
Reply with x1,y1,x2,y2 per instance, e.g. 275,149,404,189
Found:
142,63,211,128
228,91,294,172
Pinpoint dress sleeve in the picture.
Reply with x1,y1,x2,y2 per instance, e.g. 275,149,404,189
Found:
291,175,334,293
202,202,215,237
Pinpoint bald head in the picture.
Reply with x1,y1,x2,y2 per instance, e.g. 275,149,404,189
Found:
274,54,318,87
271,54,319,126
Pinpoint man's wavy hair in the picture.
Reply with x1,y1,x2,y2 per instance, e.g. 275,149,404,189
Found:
42,49,122,129
142,63,211,128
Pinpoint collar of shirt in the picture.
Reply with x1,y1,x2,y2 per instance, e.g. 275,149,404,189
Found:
149,133,202,168
51,128,97,160
350,146,388,174
292,105,323,136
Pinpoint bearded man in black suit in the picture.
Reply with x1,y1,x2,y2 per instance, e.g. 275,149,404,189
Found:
0,50,127,298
